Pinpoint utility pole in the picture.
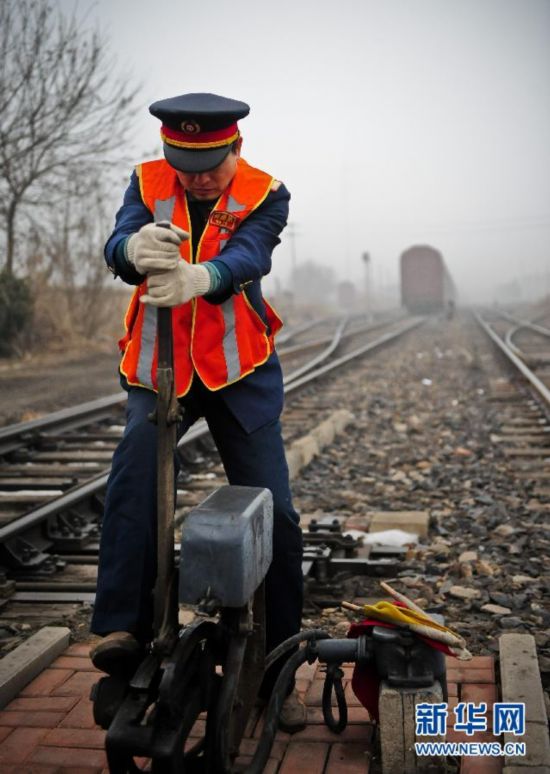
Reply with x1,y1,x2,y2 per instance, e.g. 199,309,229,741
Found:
362,251,372,319
287,222,299,272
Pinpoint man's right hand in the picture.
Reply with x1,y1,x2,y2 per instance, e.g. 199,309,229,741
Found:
126,222,189,275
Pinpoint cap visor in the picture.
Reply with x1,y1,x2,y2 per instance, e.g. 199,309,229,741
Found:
163,143,231,173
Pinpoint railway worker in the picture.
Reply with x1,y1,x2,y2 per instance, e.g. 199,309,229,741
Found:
89,93,306,731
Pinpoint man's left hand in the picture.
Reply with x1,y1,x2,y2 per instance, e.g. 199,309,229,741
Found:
140,261,211,307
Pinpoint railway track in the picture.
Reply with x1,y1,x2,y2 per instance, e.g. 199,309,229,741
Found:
474,312,550,602
1,311,549,772
0,312,421,627
479,309,550,392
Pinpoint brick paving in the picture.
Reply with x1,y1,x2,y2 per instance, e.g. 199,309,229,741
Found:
0,641,504,773
445,656,503,774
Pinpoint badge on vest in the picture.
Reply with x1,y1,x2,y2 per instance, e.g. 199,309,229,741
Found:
208,211,239,232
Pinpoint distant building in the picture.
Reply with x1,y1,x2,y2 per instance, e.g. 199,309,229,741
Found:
337,281,356,309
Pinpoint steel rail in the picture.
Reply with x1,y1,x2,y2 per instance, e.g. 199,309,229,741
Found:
276,316,332,345
496,310,550,339
0,315,418,544
518,321,550,337
0,316,384,457
475,312,550,407
504,322,550,364
284,317,424,392
0,392,127,457
278,314,404,361
283,317,349,384
0,314,389,457
0,421,209,543
504,324,527,359
486,311,550,363
489,311,550,358
0,319,343,457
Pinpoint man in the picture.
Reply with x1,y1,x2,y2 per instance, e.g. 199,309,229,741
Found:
90,93,306,730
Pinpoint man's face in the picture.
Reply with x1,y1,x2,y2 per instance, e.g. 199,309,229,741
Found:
175,143,240,201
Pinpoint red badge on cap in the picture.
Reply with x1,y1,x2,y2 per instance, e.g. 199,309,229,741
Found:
181,119,201,134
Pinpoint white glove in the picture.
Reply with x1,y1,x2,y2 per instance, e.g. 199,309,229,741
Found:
140,261,212,307
126,222,189,275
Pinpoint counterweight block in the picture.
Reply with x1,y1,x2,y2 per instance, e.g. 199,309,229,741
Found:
179,485,273,608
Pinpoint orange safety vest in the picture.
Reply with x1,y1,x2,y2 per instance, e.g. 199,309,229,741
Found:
119,157,283,396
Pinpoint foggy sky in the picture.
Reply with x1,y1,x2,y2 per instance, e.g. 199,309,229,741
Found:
62,0,550,303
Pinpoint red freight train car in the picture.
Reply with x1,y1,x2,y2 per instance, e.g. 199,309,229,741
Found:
400,245,456,313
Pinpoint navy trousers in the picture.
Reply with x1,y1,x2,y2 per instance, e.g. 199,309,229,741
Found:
91,384,303,682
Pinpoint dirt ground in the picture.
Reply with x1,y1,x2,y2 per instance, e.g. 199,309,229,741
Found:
0,347,122,426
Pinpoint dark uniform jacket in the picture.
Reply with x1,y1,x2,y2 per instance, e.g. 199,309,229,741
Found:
104,170,290,433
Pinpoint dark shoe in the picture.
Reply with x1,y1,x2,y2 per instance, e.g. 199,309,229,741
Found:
90,632,142,676
279,689,307,733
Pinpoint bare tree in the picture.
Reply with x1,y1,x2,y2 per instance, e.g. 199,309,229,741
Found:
0,0,140,274
22,169,128,343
